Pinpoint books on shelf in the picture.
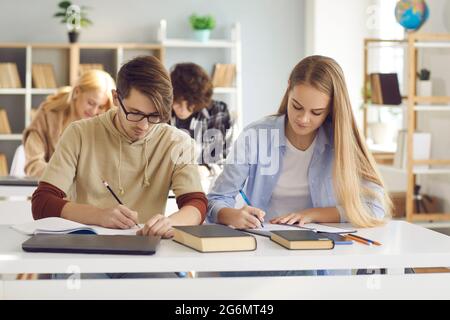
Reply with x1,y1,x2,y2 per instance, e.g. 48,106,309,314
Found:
370,73,402,105
0,153,8,176
0,63,22,88
32,64,57,89
270,230,335,250
0,108,12,134
79,63,105,76
173,224,257,252
211,63,236,88
393,130,431,170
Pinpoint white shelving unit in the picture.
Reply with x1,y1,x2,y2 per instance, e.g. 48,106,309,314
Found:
158,19,243,134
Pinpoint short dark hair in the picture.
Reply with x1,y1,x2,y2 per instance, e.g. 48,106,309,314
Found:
117,56,173,122
170,63,213,113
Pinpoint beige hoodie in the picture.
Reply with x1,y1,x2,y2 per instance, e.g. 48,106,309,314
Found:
41,107,203,223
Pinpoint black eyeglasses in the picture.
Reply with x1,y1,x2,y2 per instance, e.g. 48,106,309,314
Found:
117,94,162,124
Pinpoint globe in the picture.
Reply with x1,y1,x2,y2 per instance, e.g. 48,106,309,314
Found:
395,0,430,32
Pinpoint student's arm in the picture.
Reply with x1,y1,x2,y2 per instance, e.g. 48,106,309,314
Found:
270,207,340,225
32,123,138,229
138,137,207,238
270,181,388,225
24,131,47,178
32,182,139,229
137,193,207,238
207,129,266,228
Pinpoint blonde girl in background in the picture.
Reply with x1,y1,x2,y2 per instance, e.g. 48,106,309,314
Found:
23,70,116,178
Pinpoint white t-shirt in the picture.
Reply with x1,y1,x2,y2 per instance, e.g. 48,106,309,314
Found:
267,137,316,219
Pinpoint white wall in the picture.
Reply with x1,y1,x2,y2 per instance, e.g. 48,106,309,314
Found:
305,0,376,115
0,0,306,127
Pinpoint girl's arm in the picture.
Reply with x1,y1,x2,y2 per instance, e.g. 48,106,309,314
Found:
207,131,253,223
270,207,340,225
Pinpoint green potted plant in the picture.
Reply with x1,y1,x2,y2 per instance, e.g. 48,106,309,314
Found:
54,1,92,43
189,14,216,42
417,68,432,96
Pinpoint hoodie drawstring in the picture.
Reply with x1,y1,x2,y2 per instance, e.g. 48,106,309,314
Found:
118,137,124,195
143,140,150,187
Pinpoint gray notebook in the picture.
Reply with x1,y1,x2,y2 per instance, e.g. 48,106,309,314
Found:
22,234,160,255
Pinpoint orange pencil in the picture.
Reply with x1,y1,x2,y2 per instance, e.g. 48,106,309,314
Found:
347,234,382,246
345,234,372,246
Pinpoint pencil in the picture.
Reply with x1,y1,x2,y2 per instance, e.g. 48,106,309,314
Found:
239,189,264,228
102,180,139,228
347,234,382,246
102,180,123,205
345,234,372,246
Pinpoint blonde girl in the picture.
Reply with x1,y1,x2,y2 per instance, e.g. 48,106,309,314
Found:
23,70,116,177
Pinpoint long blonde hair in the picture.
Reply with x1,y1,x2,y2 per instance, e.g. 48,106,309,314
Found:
43,69,115,114
277,55,392,227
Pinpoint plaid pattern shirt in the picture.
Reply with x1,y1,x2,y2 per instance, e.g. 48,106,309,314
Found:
171,100,234,165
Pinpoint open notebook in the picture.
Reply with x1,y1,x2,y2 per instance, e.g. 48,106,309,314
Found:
12,217,141,236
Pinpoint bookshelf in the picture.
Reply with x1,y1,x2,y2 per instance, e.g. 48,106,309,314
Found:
0,20,243,171
363,34,450,222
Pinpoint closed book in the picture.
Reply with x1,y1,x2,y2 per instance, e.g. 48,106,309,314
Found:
378,73,402,105
173,224,257,252
0,109,12,134
370,73,383,104
270,230,334,250
0,153,8,176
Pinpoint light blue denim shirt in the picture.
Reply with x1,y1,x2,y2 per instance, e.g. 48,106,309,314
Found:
207,115,386,223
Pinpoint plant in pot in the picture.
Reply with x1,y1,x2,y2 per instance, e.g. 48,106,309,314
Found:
54,1,92,43
417,68,432,96
189,14,216,42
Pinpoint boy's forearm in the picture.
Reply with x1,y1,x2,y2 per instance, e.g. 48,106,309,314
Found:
168,206,202,226
61,202,102,225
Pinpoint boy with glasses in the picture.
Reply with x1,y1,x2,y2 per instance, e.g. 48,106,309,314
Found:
32,56,207,238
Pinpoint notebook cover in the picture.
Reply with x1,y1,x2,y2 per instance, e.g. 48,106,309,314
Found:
379,73,402,105
271,230,328,242
22,234,159,255
174,225,252,238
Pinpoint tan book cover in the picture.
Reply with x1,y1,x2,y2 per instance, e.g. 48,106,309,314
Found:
32,64,45,88
0,63,22,88
0,153,8,176
8,63,22,88
33,64,57,88
43,64,57,88
0,109,12,134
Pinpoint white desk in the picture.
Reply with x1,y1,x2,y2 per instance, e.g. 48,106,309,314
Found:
1,221,450,299
0,186,36,198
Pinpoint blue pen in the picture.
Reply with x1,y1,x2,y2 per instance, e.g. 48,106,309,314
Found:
239,190,264,228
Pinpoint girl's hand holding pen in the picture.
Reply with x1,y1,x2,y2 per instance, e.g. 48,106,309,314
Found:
98,205,139,230
217,205,266,229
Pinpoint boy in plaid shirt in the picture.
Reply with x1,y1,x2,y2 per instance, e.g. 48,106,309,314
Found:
170,63,234,167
